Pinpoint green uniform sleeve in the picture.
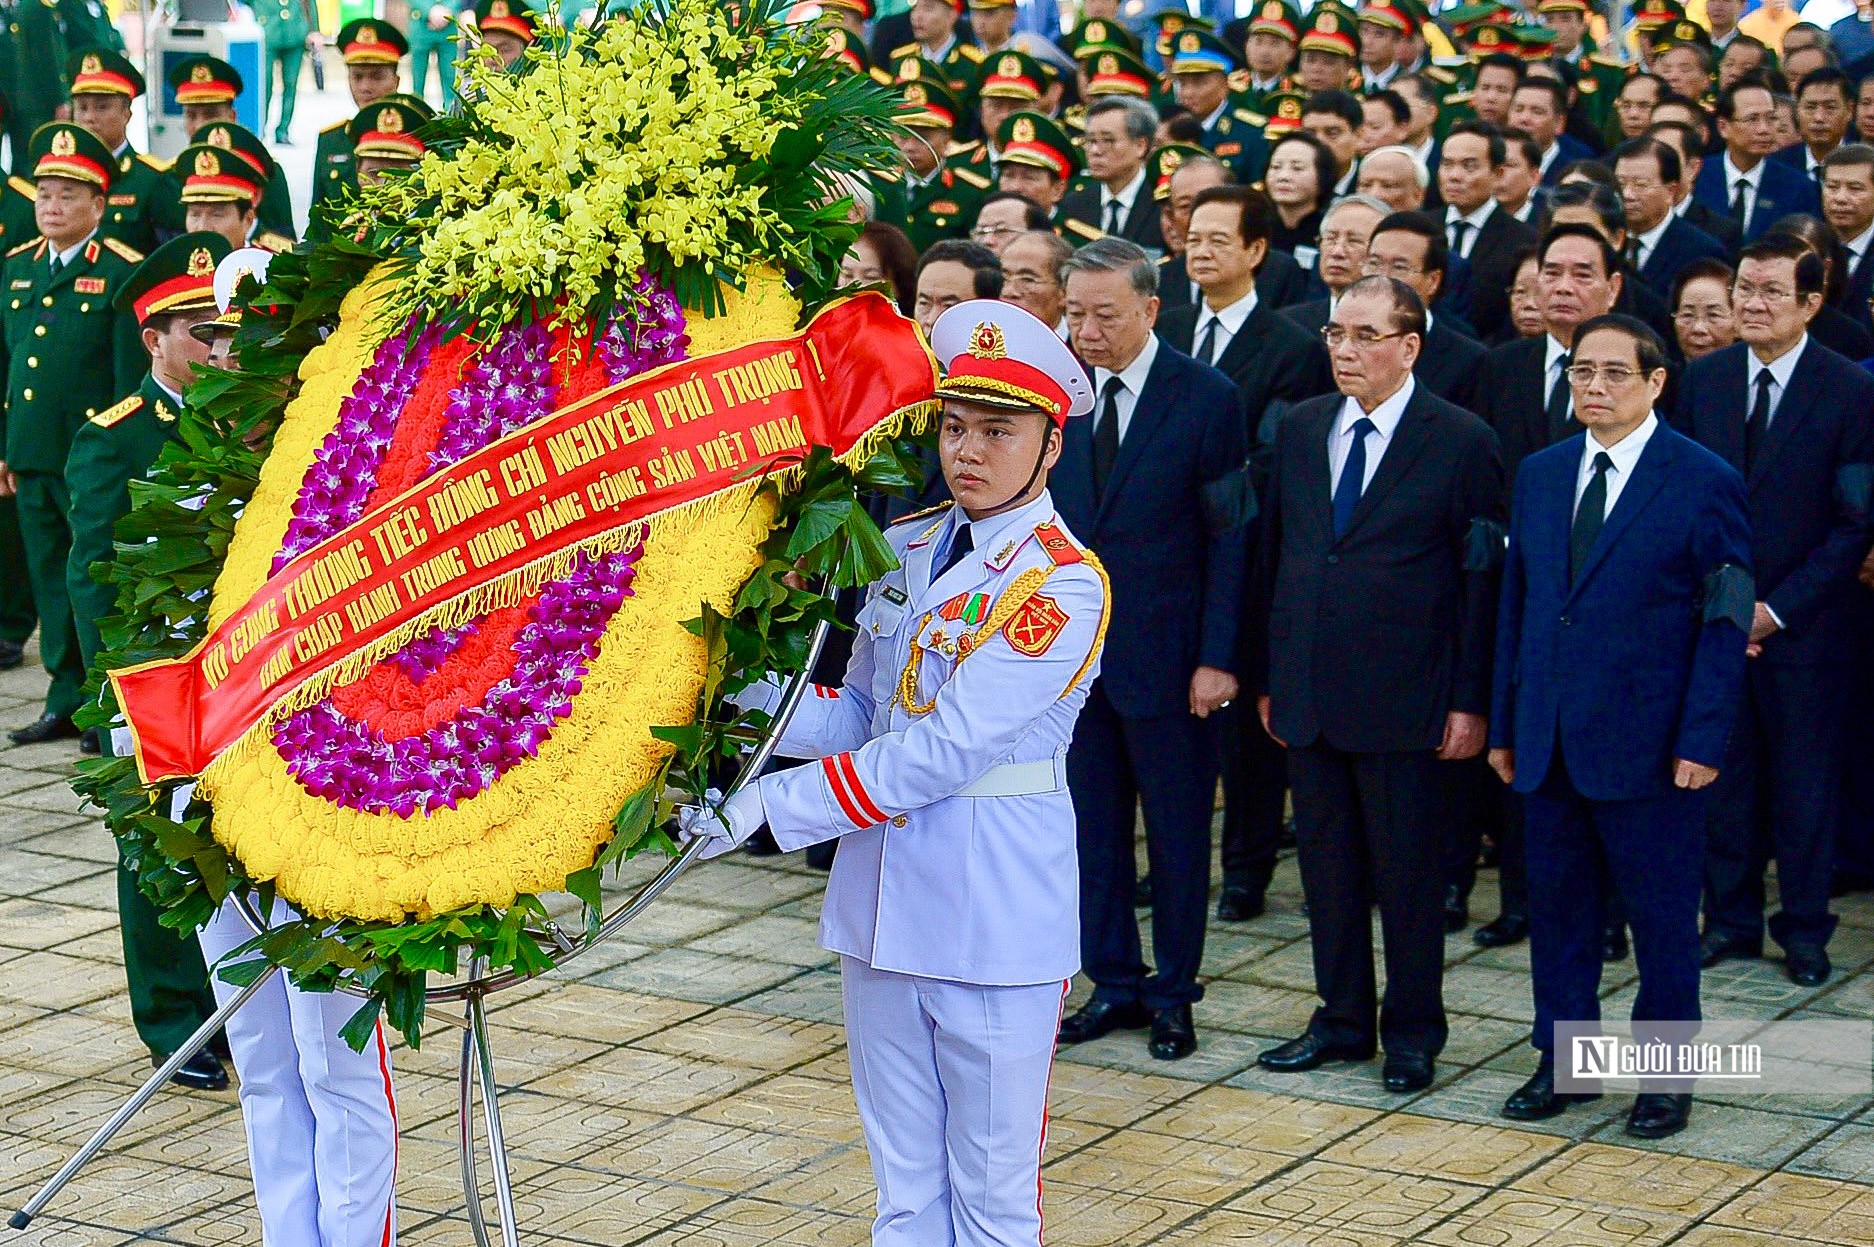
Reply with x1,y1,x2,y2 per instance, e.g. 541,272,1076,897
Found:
64,421,133,670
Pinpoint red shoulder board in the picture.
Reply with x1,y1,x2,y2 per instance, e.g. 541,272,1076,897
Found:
1034,522,1082,566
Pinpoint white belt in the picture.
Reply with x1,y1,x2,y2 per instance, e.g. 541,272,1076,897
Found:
953,755,1067,799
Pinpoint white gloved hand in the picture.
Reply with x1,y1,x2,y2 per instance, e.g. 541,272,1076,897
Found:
676,785,766,860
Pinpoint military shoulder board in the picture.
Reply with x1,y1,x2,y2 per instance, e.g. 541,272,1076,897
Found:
952,166,991,190
7,176,35,202
90,394,144,428
1061,219,1104,242
1033,521,1083,565
102,237,145,263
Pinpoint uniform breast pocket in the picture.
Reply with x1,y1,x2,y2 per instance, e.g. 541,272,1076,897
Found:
857,577,910,641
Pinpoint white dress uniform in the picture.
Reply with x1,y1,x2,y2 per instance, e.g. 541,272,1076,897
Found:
718,302,1109,1247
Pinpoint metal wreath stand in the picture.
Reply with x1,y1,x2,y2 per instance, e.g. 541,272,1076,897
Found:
10,618,833,1247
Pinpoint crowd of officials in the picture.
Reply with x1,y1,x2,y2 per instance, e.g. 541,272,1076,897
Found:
2,0,1873,1139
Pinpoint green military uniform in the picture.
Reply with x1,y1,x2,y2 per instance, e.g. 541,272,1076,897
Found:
254,0,316,144
890,37,985,138
0,124,144,728
0,171,33,650
0,173,32,252
1226,0,1300,116
1060,15,1140,59
189,120,297,247
71,232,230,1057
993,110,1083,238
886,76,986,250
310,20,413,236
66,49,186,255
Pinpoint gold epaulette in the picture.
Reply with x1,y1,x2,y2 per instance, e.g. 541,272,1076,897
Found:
948,138,982,154
7,237,41,258
952,165,991,190
1232,107,1267,125
1589,52,1626,68
891,41,920,58
89,394,143,428
254,231,297,253
320,118,349,135
1443,90,1474,105
869,66,894,85
1423,64,1458,84
1062,218,1104,241
135,151,172,172
6,176,34,202
102,237,144,263
958,43,986,62
892,500,955,528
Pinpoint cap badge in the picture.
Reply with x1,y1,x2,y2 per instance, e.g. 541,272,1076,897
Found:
1161,148,1183,171
967,321,1007,360
191,63,212,83
81,54,101,74
1098,53,1117,74
50,129,75,156
1319,12,1338,32
358,23,378,41
379,107,404,133
188,248,215,278
490,1,510,16
999,54,1020,76
195,150,220,177
1178,30,1200,52
905,82,927,105
1011,116,1036,142
208,126,232,150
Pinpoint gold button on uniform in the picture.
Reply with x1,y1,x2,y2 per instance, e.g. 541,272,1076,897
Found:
892,815,908,827
25,357,36,368
40,296,51,307
32,325,43,336
21,388,32,400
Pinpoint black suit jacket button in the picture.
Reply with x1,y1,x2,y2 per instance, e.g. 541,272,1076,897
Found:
1326,554,1340,565
1560,615,1571,626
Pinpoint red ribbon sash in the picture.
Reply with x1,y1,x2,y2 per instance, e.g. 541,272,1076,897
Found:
112,293,936,783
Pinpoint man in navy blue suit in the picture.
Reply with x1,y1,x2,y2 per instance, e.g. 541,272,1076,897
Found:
1674,235,1874,987
1693,76,1822,242
1051,237,1251,1062
1510,78,1592,187
1614,137,1728,299
1491,314,1752,1141
1821,145,1874,336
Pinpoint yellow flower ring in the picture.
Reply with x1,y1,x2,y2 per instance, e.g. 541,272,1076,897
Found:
199,272,802,922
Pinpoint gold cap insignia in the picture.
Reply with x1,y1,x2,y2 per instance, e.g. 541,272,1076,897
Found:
358,23,378,41
378,107,404,133
967,321,1007,360
195,150,220,177
1178,30,1201,52
1086,20,1107,39
188,247,215,277
1098,53,1117,74
208,126,232,150
490,1,509,16
191,63,212,83
1264,2,1283,16
905,82,928,105
999,54,1020,76
50,129,75,156
1011,116,1036,143
81,54,101,74
1675,20,1696,37
1161,148,1184,172
901,58,922,79
1279,96,1301,116
1319,12,1338,32
1477,27,1498,44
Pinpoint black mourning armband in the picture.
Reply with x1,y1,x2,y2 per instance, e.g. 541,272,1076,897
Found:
1200,465,1257,534
1462,518,1506,572
1837,464,1872,524
1700,564,1755,632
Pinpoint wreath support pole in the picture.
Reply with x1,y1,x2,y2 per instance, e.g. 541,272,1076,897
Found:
459,959,522,1247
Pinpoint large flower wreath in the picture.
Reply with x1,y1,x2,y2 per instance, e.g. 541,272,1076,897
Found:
74,0,925,1048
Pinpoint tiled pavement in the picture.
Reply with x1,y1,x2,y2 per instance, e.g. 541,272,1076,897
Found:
0,648,1872,1246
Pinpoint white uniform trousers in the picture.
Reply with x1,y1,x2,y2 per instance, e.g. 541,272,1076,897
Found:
840,956,1068,1247
199,898,399,1247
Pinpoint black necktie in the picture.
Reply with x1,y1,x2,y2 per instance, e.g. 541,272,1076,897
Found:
1545,354,1573,440
1624,238,1641,271
1570,451,1613,583
1730,177,1750,225
1197,316,1221,365
1093,376,1123,500
1104,197,1122,235
1745,370,1773,472
1449,219,1471,257
936,523,973,581
1332,417,1376,538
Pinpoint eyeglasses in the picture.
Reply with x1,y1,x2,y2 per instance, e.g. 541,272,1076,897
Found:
1361,256,1425,278
1565,362,1644,386
1673,307,1732,325
970,224,1024,241
1733,281,1798,303
1322,325,1410,347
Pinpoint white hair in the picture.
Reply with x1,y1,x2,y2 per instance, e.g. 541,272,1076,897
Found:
1362,145,1430,190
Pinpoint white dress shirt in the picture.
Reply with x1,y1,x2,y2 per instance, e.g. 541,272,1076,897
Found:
1537,141,1564,181
1192,287,1259,365
1091,332,1160,444
1745,334,1807,426
1545,333,1573,420
1099,166,1146,235
1328,375,1416,491
1845,221,1874,281
1576,410,1658,518
50,231,95,270
1629,215,1673,271
1444,198,1496,258
1721,152,1766,224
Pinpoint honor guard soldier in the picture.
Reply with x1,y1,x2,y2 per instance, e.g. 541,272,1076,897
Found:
0,122,144,746
168,58,299,242
66,48,183,255
1235,1,1301,111
72,233,232,1087
254,0,318,145
1170,29,1271,181
347,96,435,189
995,109,1082,223
890,74,986,252
681,299,1106,1247
474,0,540,68
188,120,297,247
175,141,292,253
310,20,411,231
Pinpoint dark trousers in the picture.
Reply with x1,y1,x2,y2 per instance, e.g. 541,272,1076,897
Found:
1068,683,1215,1010
1525,749,1708,1058
118,860,217,1056
1704,661,1849,952
1287,741,1448,1057
1219,700,1286,893
15,470,83,718
1444,757,1527,919
1834,589,1874,888
0,495,35,643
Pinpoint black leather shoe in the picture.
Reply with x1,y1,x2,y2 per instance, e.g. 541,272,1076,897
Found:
78,728,100,755
1602,924,1629,962
1786,946,1831,987
1626,1092,1691,1139
159,1048,230,1092
1149,1006,1197,1060
1473,913,1529,948
1133,874,1153,909
1443,884,1469,933
1502,1066,1602,1121
1216,884,1265,922
1699,930,1762,968
8,712,78,746
1257,1032,1375,1072
1383,1051,1435,1093
0,638,22,670
1057,999,1150,1045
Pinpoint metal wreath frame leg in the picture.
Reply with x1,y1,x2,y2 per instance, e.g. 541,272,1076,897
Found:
459,960,521,1247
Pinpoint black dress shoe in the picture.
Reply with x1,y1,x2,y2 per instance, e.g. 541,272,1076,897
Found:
1785,946,1831,987
158,1048,230,1092
8,712,78,746
1133,874,1153,909
1473,913,1530,948
1383,1051,1435,1093
1257,1032,1375,1072
1626,1092,1691,1139
78,727,100,755
1443,884,1469,933
1699,930,1762,968
1149,1006,1197,1060
1216,884,1264,922
1057,999,1150,1045
1502,1066,1602,1121
1602,924,1629,962
0,638,22,670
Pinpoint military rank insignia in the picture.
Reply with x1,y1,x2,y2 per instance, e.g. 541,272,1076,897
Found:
938,592,989,624
1003,593,1069,656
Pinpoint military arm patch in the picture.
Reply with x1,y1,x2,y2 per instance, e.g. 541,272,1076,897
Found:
89,394,144,428
1002,593,1070,656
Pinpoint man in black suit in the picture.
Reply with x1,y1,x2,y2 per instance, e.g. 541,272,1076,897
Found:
1511,78,1594,185
1157,154,1313,316
1160,184,1334,920
1364,210,1488,408
1437,121,1540,341
1051,238,1251,1061
1647,119,1746,256
1676,235,1874,987
1058,96,1166,251
1546,182,1681,353
1821,144,1874,334
1283,194,1392,336
1251,276,1505,1093
1614,137,1729,299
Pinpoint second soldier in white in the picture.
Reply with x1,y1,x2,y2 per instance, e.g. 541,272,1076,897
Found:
681,300,1108,1247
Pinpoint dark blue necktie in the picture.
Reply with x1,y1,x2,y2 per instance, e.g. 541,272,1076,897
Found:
935,523,973,581
1332,416,1376,538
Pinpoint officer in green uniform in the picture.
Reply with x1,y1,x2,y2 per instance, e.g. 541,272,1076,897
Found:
1060,15,1140,61
254,0,318,145
69,231,230,1090
1235,0,1301,112
886,75,986,251
821,30,906,226
66,48,183,256
309,20,410,240
474,0,540,68
993,109,1080,226
174,140,289,254
166,57,296,243
974,49,1059,155
889,0,985,136
0,123,143,745
187,120,296,247
345,96,434,189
